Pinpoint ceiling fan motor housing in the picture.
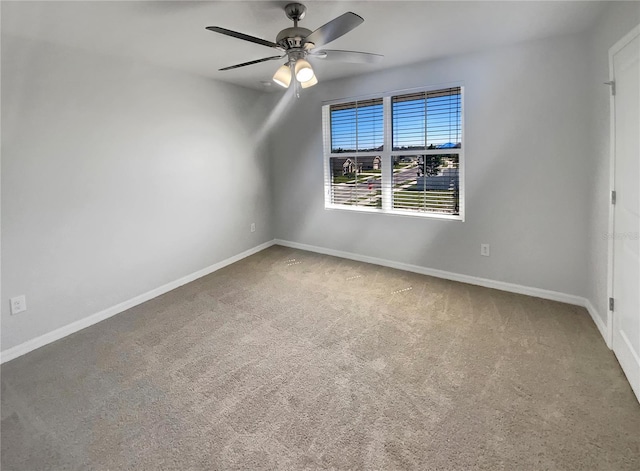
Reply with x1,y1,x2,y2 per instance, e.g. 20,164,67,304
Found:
276,27,313,50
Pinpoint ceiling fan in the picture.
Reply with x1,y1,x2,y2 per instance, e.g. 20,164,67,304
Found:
206,2,383,90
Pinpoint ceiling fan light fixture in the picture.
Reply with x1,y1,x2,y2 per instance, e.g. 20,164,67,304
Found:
301,74,318,89
273,64,292,88
294,58,314,83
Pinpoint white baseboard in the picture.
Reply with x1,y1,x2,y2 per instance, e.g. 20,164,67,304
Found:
584,299,611,348
275,239,585,305
0,240,275,364
274,239,611,346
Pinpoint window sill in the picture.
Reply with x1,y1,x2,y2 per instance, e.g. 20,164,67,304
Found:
324,204,464,221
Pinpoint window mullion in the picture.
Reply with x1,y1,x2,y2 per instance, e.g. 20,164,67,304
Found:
382,96,392,212
323,106,332,206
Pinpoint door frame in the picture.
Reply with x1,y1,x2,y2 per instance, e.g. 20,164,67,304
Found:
607,24,640,349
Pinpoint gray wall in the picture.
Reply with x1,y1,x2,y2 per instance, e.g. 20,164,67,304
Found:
1,35,273,350
270,33,592,297
587,2,640,326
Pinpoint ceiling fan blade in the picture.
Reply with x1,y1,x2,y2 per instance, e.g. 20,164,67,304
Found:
219,55,284,71
206,26,281,49
311,50,384,64
303,12,364,48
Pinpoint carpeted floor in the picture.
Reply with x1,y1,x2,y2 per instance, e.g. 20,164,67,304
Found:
2,245,639,470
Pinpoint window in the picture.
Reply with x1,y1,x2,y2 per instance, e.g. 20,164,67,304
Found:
326,99,384,208
323,85,464,220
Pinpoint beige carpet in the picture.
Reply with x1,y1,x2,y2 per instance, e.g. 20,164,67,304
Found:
2,245,639,470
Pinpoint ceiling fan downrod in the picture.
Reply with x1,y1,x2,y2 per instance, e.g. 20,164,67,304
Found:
276,3,313,50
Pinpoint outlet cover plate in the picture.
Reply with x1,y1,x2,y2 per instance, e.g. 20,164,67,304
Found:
10,295,27,315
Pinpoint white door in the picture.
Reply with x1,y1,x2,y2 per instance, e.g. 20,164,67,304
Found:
610,26,640,403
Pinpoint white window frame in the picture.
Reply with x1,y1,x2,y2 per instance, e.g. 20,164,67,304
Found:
322,83,465,221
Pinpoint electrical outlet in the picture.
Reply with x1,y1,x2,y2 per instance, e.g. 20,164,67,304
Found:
250,223,256,233
481,244,490,257
10,295,27,315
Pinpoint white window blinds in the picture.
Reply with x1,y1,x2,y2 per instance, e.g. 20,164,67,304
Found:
392,87,461,151
330,98,384,153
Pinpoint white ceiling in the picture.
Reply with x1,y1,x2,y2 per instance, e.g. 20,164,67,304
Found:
2,1,607,91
